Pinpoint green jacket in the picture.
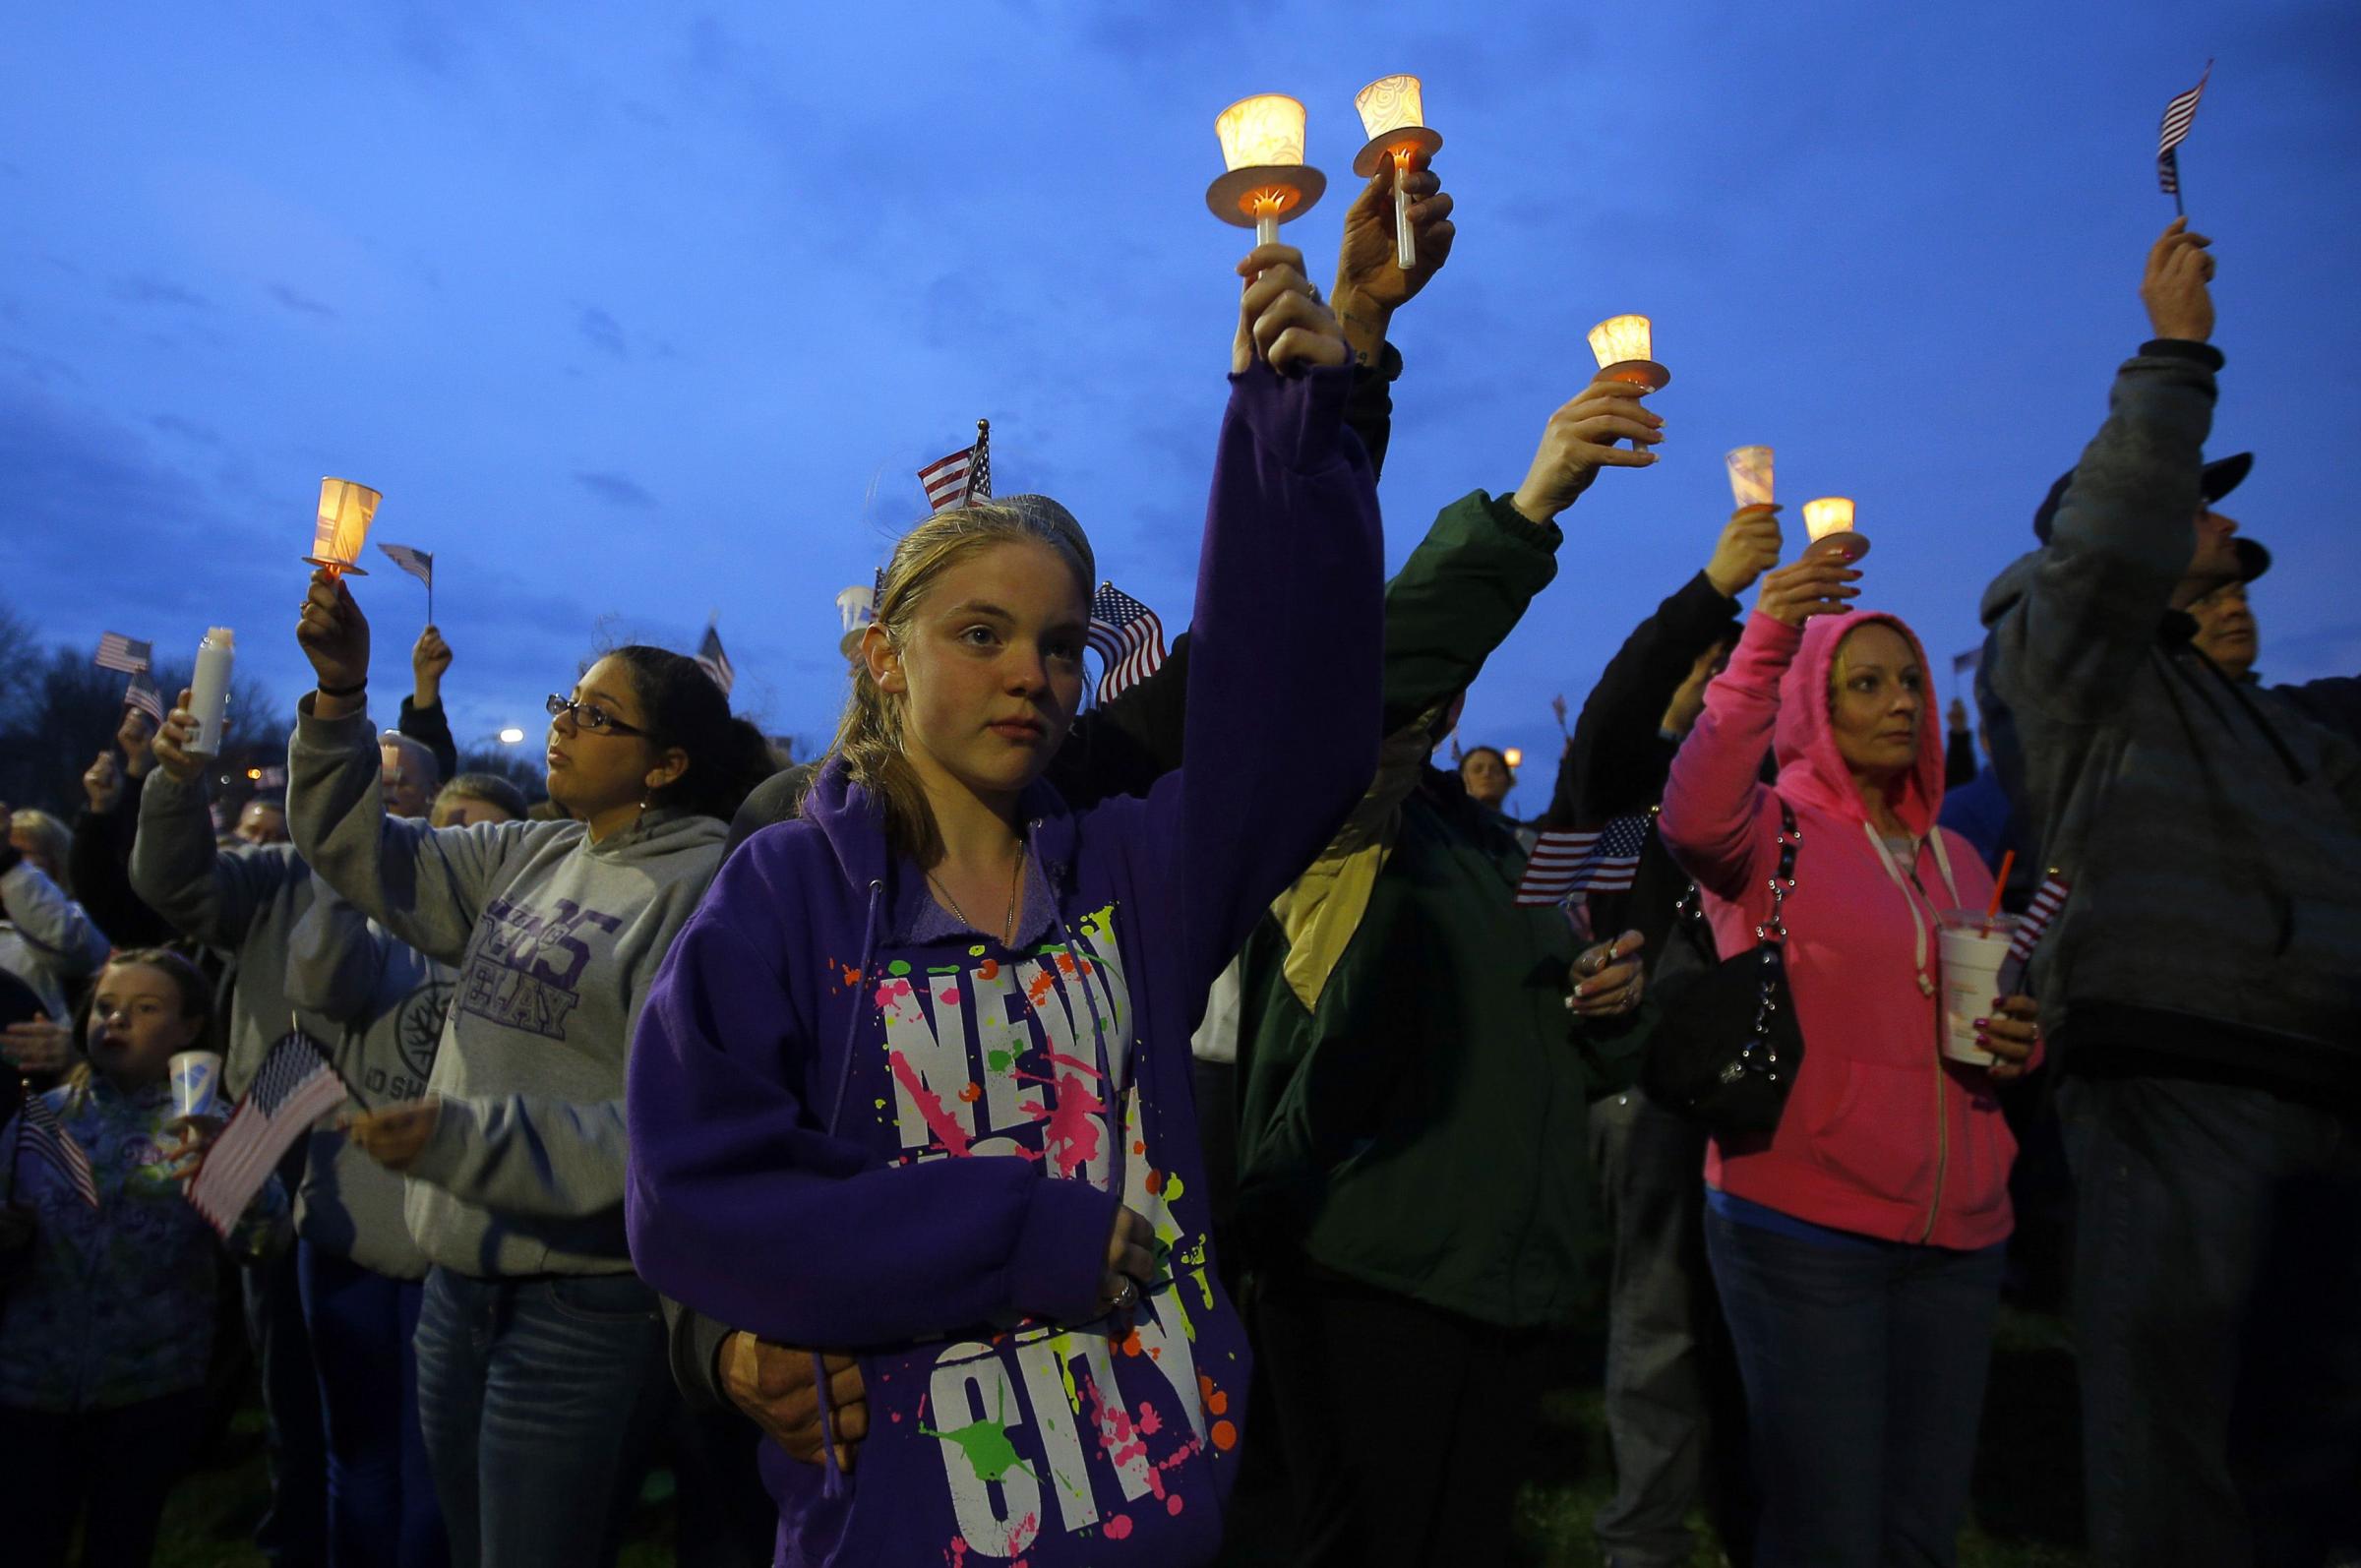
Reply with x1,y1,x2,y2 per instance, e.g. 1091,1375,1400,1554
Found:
1234,489,1648,1328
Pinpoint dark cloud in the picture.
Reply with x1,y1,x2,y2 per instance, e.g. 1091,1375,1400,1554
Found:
577,305,629,358
112,274,210,310
149,413,222,446
269,283,338,319
575,470,656,508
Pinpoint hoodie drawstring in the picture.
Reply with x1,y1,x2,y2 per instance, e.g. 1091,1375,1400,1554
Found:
1863,822,1966,997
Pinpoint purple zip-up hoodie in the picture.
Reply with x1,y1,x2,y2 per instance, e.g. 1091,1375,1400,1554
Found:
627,359,1381,1566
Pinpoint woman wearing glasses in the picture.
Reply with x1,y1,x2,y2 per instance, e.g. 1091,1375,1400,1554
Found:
280,607,773,1568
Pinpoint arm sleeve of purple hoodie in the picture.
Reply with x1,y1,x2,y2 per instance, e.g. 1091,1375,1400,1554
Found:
1660,610,1796,904
1135,359,1385,997
624,855,1119,1348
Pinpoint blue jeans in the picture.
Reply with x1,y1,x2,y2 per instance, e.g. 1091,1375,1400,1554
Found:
412,1268,668,1568
297,1243,448,1568
2060,1074,2361,1568
1704,1204,2005,1567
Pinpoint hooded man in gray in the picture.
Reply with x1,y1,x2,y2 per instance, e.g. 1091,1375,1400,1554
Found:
1978,219,2361,1566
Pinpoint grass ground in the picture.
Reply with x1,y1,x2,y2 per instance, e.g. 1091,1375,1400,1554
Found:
151,1305,2086,1567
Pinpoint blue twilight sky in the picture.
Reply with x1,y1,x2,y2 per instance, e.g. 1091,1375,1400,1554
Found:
5,2,2355,809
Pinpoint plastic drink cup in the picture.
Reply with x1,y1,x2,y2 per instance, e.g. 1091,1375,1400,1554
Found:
170,1051,224,1120
1936,911,2022,1065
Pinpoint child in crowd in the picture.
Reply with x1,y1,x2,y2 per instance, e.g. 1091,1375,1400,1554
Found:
0,948,289,1568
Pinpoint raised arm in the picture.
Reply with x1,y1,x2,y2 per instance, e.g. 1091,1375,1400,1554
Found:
1555,510,1766,825
1985,220,2221,730
400,625,460,786
0,854,108,979
285,579,538,965
1660,556,1857,898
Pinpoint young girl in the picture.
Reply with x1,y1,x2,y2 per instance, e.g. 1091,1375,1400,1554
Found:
284,603,775,1568
0,948,288,1568
1658,557,2041,1566
625,244,1379,1564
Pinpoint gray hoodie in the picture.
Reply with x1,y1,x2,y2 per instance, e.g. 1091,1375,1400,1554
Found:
128,770,433,1278
0,860,110,1022
288,701,729,1278
1977,341,2361,1098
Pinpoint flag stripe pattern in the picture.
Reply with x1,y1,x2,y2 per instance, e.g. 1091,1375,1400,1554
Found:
380,541,434,586
254,765,287,790
2007,874,2073,965
917,450,975,513
188,1033,345,1239
94,633,153,674
124,676,164,724
1514,813,1651,905
1086,583,1167,704
18,1095,99,1208
2157,65,2210,194
696,624,735,696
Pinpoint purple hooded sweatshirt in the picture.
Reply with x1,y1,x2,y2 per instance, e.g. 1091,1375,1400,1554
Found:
627,359,1382,1566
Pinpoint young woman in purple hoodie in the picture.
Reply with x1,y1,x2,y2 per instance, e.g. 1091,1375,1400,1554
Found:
626,244,1381,1566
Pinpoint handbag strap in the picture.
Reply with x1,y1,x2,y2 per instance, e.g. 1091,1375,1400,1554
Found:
1740,802,1802,1078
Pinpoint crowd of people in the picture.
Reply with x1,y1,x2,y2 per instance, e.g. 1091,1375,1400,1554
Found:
1,158,2356,1568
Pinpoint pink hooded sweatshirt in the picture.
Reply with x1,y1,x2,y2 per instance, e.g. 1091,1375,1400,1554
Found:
1660,608,2021,1250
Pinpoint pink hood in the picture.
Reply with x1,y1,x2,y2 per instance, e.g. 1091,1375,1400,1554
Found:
1659,608,2016,1250
1770,609,1951,837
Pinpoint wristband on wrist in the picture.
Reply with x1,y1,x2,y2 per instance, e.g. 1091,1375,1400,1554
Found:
316,679,367,699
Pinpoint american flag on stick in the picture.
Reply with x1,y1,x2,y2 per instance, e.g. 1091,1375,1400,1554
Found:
94,633,153,674
1086,583,1167,704
2008,873,2073,966
380,541,433,587
1514,813,1651,906
124,676,165,724
187,1032,345,1240
253,765,288,790
696,623,735,696
2157,62,2211,210
13,1092,99,1208
917,420,992,513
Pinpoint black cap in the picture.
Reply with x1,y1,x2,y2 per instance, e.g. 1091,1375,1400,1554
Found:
2031,451,2254,543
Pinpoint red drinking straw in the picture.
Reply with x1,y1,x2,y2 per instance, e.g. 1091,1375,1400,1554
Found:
1980,850,2016,935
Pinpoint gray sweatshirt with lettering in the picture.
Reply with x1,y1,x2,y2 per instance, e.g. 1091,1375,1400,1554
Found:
129,771,435,1278
288,701,729,1278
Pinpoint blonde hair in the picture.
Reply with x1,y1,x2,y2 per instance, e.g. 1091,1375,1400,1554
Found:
10,809,73,894
828,502,1095,866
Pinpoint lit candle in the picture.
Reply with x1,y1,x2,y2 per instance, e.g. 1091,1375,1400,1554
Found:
1210,94,1327,247
1588,315,1668,447
305,478,380,577
1801,496,1870,563
1354,75,1442,271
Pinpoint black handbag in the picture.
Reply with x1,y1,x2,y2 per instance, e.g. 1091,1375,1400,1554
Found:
1641,801,1804,1134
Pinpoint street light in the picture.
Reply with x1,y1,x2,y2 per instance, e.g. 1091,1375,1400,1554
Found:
498,727,525,745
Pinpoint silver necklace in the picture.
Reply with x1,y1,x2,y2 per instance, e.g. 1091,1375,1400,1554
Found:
928,841,1027,947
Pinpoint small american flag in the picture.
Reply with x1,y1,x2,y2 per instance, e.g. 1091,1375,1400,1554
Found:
124,676,165,724
379,541,434,587
1952,648,1980,680
2008,873,2073,966
254,764,288,790
15,1093,99,1208
94,633,153,675
1515,813,1651,906
917,420,992,513
187,1032,345,1239
2157,63,2210,196
695,623,735,695
1086,583,1168,704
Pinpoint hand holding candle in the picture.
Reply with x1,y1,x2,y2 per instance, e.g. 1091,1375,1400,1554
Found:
298,568,373,715
1353,75,1442,271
